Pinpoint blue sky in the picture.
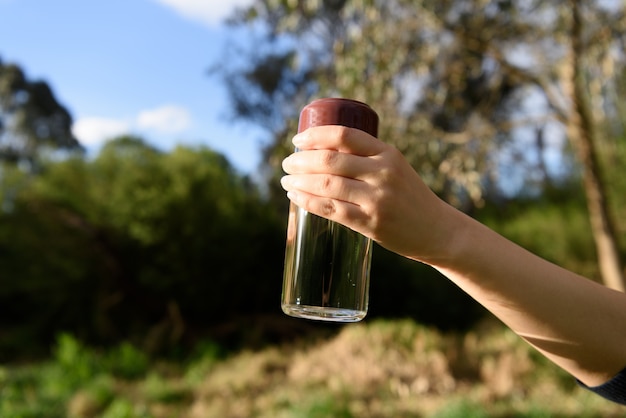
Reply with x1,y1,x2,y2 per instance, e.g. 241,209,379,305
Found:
0,0,265,174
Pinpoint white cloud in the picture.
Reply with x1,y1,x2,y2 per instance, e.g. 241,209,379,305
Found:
72,117,131,146
137,105,191,134
151,0,253,27
73,104,193,149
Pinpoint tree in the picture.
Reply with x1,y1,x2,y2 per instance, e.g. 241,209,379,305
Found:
563,0,624,291
221,0,548,206
0,58,82,168
486,0,626,290
0,136,286,356
219,0,626,289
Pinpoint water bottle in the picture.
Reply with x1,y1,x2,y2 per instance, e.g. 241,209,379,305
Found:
281,98,379,322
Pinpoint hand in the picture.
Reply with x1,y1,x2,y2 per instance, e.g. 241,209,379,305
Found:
280,125,458,263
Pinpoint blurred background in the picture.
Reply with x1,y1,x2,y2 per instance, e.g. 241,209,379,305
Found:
1,0,626,416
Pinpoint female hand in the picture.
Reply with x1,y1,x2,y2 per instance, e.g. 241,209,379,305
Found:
280,125,459,263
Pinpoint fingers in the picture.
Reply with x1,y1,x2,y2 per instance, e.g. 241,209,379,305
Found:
280,124,392,234
282,149,372,178
280,174,368,205
284,189,369,228
284,125,388,178
293,125,385,156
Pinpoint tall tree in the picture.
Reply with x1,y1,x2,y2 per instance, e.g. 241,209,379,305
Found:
219,0,626,289
221,0,557,206
563,0,624,290
0,59,82,168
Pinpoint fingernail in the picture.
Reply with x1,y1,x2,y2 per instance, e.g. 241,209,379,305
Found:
287,190,298,201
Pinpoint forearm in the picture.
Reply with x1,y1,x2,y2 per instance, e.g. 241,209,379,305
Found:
426,206,626,386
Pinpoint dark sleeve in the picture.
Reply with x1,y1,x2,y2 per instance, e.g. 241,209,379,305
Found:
578,367,626,405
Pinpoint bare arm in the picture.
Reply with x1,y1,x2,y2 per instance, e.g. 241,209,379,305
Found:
280,125,626,386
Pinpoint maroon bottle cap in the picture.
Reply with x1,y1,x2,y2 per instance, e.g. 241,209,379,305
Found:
298,98,378,137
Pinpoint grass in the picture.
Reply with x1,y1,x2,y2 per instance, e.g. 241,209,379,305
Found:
1,319,624,417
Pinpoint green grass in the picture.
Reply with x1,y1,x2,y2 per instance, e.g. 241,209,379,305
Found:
1,320,624,418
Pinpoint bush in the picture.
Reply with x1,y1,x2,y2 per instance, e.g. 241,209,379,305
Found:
0,138,285,358
479,193,598,279
369,246,486,331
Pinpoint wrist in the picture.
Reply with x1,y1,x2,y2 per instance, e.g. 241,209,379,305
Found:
410,200,473,268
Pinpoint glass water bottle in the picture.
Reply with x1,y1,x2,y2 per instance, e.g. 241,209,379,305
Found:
281,98,379,322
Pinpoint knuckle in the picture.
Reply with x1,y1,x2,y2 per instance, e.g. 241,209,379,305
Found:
366,203,382,229
318,174,333,193
376,162,395,182
365,190,389,233
334,125,351,144
320,199,337,217
318,150,338,168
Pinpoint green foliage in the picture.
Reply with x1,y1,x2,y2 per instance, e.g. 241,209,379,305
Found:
285,391,355,418
184,339,225,384
53,333,100,387
370,246,486,330
0,364,67,417
0,334,149,418
0,133,491,358
0,136,285,357
432,400,490,418
1,323,625,418
99,399,153,418
0,58,82,166
0,333,212,417
142,372,190,404
479,191,599,279
599,134,626,253
106,342,149,380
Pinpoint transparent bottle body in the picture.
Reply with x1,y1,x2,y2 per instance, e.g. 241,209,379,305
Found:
281,203,373,322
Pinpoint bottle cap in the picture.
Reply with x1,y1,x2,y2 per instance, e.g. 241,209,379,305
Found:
298,98,378,137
